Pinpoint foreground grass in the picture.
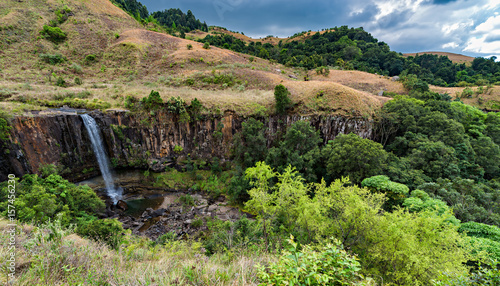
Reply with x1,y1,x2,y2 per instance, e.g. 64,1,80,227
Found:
0,219,274,285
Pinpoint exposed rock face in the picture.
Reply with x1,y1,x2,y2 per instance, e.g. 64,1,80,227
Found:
0,114,97,182
0,110,374,181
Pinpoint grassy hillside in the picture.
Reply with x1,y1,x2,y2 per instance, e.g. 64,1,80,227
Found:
0,218,273,285
0,0,389,117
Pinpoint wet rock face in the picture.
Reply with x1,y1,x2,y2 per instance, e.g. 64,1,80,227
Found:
0,110,373,181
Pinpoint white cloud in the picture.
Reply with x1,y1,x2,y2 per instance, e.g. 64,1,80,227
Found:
464,35,500,53
442,20,474,35
373,0,425,20
442,42,459,49
473,15,500,33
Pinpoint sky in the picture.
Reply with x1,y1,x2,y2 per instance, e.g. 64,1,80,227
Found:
140,0,500,59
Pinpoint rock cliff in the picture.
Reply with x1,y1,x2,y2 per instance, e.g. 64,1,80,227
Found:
0,110,374,181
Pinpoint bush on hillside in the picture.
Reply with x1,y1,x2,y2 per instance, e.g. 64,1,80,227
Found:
40,25,67,42
77,219,124,249
141,90,163,110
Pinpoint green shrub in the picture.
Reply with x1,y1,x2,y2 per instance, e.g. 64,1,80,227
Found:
173,145,183,154
111,124,125,140
155,231,177,244
39,53,66,65
187,44,193,50
191,218,203,228
39,163,58,178
185,78,195,86
362,175,409,210
166,96,187,114
203,42,210,49
141,90,163,110
77,219,124,249
40,25,67,42
459,222,500,243
257,236,365,285
55,77,66,87
84,54,97,64
74,77,82,85
178,194,195,207
0,117,11,142
124,95,138,109
274,84,292,114
189,98,203,119
461,87,474,98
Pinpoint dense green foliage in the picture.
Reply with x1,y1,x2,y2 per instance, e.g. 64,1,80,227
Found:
112,0,207,33
243,164,471,284
111,0,149,20
0,173,105,225
257,236,365,285
152,9,208,32
223,80,500,283
323,133,388,184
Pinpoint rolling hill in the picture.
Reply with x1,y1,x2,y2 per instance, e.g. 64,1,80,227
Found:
0,0,389,117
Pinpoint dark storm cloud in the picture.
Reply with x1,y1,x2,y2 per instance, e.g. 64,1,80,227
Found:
373,11,412,29
348,4,380,23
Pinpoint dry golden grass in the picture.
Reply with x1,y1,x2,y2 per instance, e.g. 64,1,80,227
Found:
310,69,407,96
0,219,274,285
403,52,475,65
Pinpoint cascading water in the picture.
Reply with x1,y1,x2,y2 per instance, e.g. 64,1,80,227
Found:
81,114,122,204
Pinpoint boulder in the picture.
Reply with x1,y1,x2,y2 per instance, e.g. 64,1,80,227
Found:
116,200,128,211
152,208,167,218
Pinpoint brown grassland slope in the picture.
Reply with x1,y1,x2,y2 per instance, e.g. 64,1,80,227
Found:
403,51,475,65
0,0,387,117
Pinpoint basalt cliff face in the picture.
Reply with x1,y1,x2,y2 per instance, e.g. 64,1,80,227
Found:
0,111,374,182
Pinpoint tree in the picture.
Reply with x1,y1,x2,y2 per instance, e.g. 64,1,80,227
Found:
274,84,292,114
471,136,500,179
234,118,267,168
323,133,388,184
141,90,163,110
361,175,409,210
266,120,322,181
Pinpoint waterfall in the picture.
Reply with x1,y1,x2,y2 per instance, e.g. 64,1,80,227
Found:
81,114,122,204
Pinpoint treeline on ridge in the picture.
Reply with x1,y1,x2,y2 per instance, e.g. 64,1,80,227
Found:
201,26,500,87
110,0,208,32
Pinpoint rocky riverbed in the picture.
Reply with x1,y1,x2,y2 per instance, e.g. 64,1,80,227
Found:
79,170,248,241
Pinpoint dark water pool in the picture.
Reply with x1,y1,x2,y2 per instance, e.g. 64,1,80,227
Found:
125,195,165,218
